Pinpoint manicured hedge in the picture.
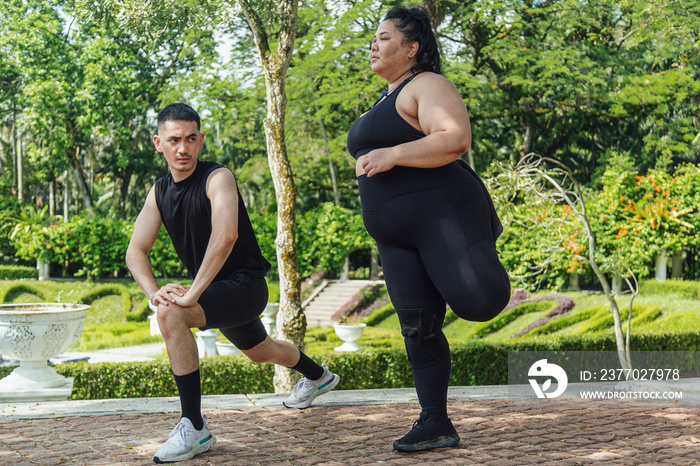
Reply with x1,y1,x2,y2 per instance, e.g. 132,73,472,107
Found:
0,282,49,303
1,331,691,400
641,278,700,300
0,265,38,280
55,358,274,399
78,284,148,322
468,300,555,339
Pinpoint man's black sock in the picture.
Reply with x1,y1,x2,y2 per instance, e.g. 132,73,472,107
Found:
291,351,324,380
174,369,203,430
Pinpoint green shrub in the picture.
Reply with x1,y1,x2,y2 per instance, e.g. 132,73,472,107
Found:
0,265,38,280
44,330,700,399
149,227,188,279
7,213,186,280
361,302,396,326
334,283,384,322
266,279,280,303
78,284,143,321
640,279,700,300
529,308,599,336
0,283,49,303
569,304,660,336
58,357,274,399
639,310,697,333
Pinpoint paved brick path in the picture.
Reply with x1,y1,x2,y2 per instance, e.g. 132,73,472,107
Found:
1,397,699,465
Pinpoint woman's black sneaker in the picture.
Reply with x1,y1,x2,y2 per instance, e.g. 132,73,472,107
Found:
393,412,460,452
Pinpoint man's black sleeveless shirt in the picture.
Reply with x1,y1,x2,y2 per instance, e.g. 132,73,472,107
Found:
154,161,271,281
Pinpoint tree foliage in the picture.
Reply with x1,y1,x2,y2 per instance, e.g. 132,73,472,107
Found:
0,0,698,287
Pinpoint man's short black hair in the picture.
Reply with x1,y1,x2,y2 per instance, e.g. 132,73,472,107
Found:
157,103,201,132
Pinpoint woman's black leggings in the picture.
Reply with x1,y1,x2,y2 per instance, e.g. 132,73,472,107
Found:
358,161,510,416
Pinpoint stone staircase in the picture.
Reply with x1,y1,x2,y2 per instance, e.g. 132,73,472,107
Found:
302,279,378,327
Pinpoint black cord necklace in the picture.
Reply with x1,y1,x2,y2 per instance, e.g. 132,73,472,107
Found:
369,72,420,109
370,91,389,110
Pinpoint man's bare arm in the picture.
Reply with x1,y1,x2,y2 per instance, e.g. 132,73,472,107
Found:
126,187,185,306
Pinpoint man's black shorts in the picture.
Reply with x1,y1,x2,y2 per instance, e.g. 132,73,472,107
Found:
198,271,269,350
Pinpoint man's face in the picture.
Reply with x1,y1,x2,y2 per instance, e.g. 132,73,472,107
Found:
153,120,204,180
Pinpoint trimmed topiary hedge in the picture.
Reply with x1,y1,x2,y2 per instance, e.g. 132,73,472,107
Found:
78,284,148,322
468,300,555,339
2,331,691,400
0,282,49,303
568,304,660,336
55,358,274,399
0,265,38,280
641,279,700,300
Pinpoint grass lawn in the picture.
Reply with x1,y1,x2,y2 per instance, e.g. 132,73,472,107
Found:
343,280,700,350
1,278,698,353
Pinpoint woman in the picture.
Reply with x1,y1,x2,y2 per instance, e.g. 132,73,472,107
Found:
347,6,511,452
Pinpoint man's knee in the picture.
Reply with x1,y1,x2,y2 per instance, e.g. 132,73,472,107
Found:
157,304,201,336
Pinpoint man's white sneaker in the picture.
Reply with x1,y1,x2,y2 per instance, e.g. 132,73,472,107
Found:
283,365,340,409
153,416,216,463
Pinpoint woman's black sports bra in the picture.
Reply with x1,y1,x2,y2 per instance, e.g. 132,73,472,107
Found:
347,73,424,160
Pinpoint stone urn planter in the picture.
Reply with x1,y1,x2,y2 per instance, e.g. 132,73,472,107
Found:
215,341,242,356
333,323,366,352
147,300,161,337
261,302,279,336
0,303,89,402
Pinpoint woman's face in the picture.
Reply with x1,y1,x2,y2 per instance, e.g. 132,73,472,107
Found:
370,20,418,79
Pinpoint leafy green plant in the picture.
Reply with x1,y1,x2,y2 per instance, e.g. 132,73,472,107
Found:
0,283,50,303
640,279,700,300
0,265,38,280
78,284,145,321
40,329,700,400
528,308,600,336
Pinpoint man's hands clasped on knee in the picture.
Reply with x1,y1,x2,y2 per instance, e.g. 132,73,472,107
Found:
152,283,191,307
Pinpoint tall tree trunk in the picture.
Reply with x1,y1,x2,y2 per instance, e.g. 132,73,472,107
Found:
16,127,23,202
49,180,55,216
0,123,11,167
316,104,339,206
236,0,303,392
67,147,93,212
119,170,132,219
11,107,19,201
519,116,538,160
63,170,70,222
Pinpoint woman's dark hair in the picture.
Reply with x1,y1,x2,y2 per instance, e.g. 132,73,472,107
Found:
384,5,441,75
157,103,201,132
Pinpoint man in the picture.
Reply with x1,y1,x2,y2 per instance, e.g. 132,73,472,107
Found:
126,103,339,464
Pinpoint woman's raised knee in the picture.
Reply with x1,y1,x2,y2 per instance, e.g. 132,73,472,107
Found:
449,286,511,323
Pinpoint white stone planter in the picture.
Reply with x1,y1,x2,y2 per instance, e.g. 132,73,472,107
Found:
196,329,219,358
215,341,242,356
147,300,161,337
333,323,366,352
261,302,279,335
37,259,50,281
0,303,89,402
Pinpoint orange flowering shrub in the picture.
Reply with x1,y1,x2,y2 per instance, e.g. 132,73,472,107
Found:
591,164,699,278
493,158,699,289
